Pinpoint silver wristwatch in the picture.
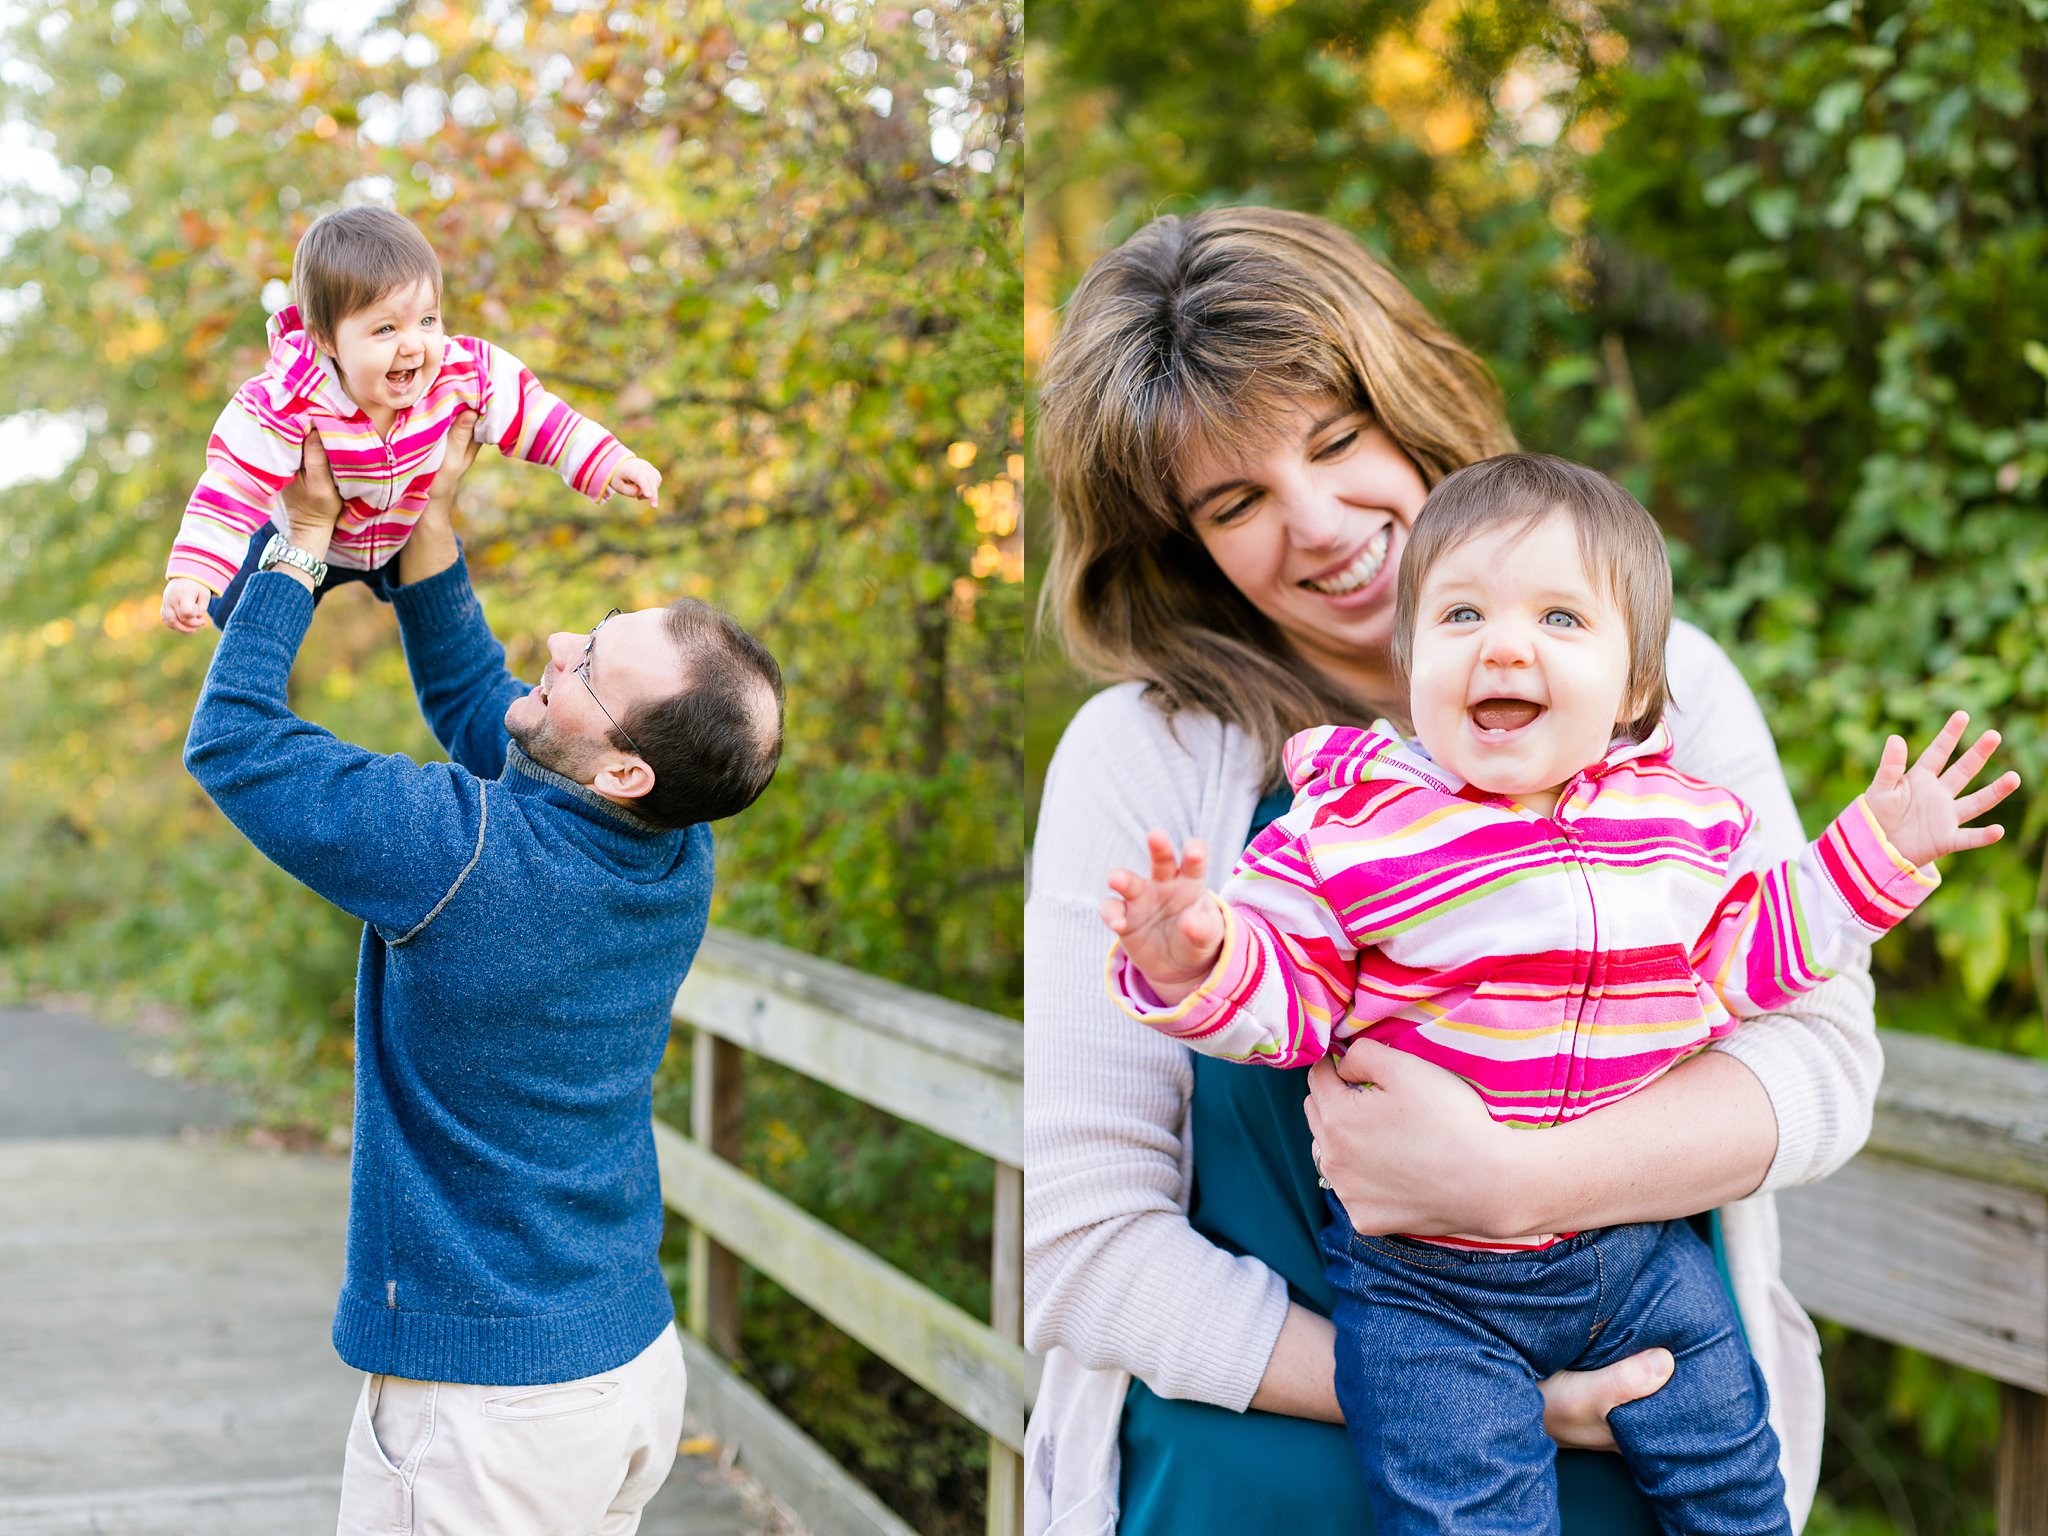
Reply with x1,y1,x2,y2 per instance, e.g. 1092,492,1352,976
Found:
258,533,329,586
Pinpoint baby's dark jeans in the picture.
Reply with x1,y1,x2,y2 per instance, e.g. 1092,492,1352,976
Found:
1323,1203,1791,1536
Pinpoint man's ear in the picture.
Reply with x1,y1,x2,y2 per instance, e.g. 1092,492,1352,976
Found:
591,756,655,804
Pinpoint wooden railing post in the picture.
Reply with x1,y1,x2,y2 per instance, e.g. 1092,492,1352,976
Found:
689,1029,744,1359
2001,1383,2048,1536
987,1160,1024,1536
664,930,1030,1536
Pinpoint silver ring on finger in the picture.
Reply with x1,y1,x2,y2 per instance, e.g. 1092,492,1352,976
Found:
1312,1141,1332,1190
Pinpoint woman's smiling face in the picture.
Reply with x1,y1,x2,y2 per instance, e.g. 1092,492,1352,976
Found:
1179,396,1428,706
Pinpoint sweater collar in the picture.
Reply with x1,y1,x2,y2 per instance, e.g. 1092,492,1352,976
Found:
501,741,670,836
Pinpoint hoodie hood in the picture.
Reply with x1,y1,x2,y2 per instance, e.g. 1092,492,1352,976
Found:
1282,719,1675,803
256,303,359,417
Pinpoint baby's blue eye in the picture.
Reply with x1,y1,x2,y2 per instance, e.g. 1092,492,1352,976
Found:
1542,609,1582,628
1445,604,1481,623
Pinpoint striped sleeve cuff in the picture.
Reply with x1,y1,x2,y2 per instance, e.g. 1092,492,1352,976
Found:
165,551,237,594
575,435,632,501
1105,899,1258,1038
1818,795,1940,934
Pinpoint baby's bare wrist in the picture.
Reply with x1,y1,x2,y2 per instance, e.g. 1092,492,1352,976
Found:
1147,946,1224,1004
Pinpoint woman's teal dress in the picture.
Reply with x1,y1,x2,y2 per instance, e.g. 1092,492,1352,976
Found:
1114,786,1733,1533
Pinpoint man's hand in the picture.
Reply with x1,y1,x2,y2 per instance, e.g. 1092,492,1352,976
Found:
1101,831,1226,1005
278,432,345,558
400,410,478,587
609,456,662,509
425,409,482,521
1863,710,2020,868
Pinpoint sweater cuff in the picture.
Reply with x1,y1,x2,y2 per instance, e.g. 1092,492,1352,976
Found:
1212,1265,1293,1412
1713,1024,1830,1194
223,568,315,643
194,572,312,721
390,552,481,634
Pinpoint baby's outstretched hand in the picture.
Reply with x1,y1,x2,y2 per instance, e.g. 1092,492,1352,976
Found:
610,457,662,509
1864,710,2021,869
1101,831,1226,1003
161,578,211,633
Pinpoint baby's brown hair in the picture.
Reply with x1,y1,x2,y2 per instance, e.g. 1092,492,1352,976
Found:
1391,453,1673,743
291,206,441,348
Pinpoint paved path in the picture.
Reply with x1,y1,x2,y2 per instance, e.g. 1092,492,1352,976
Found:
0,1004,789,1535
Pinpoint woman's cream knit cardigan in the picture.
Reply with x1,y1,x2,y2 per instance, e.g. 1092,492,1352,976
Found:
1023,621,1879,1535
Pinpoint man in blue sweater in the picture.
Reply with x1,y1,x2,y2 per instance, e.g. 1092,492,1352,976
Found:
184,418,783,1535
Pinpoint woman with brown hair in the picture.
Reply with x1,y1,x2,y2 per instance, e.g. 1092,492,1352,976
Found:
1023,206,1871,1533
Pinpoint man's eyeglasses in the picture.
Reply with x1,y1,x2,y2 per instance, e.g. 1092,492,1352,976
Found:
575,608,644,759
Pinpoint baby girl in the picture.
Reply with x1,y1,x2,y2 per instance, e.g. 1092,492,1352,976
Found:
162,205,660,631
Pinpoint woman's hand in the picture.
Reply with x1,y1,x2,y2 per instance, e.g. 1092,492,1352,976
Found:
1305,1043,1521,1237
1100,830,1227,1004
1541,1350,1675,1450
1253,1299,1674,1448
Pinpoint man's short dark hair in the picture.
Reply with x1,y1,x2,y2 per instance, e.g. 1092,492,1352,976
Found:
613,600,783,829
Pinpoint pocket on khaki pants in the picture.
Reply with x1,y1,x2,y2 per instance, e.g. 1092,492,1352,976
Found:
338,1374,438,1536
338,1325,687,1536
480,1379,626,1421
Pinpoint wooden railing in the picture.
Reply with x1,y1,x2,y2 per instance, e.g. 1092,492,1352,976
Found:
656,928,1029,1536
1778,1029,2048,1533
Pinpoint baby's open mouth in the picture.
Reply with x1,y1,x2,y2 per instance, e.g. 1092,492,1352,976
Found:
1470,699,1543,734
1301,525,1392,595
386,366,419,389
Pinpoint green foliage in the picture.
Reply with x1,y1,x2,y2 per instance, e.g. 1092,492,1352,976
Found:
1574,0,2048,1069
1031,1,2045,1528
0,0,1020,1527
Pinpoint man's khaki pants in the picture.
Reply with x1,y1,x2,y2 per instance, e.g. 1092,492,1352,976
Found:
336,1322,687,1536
